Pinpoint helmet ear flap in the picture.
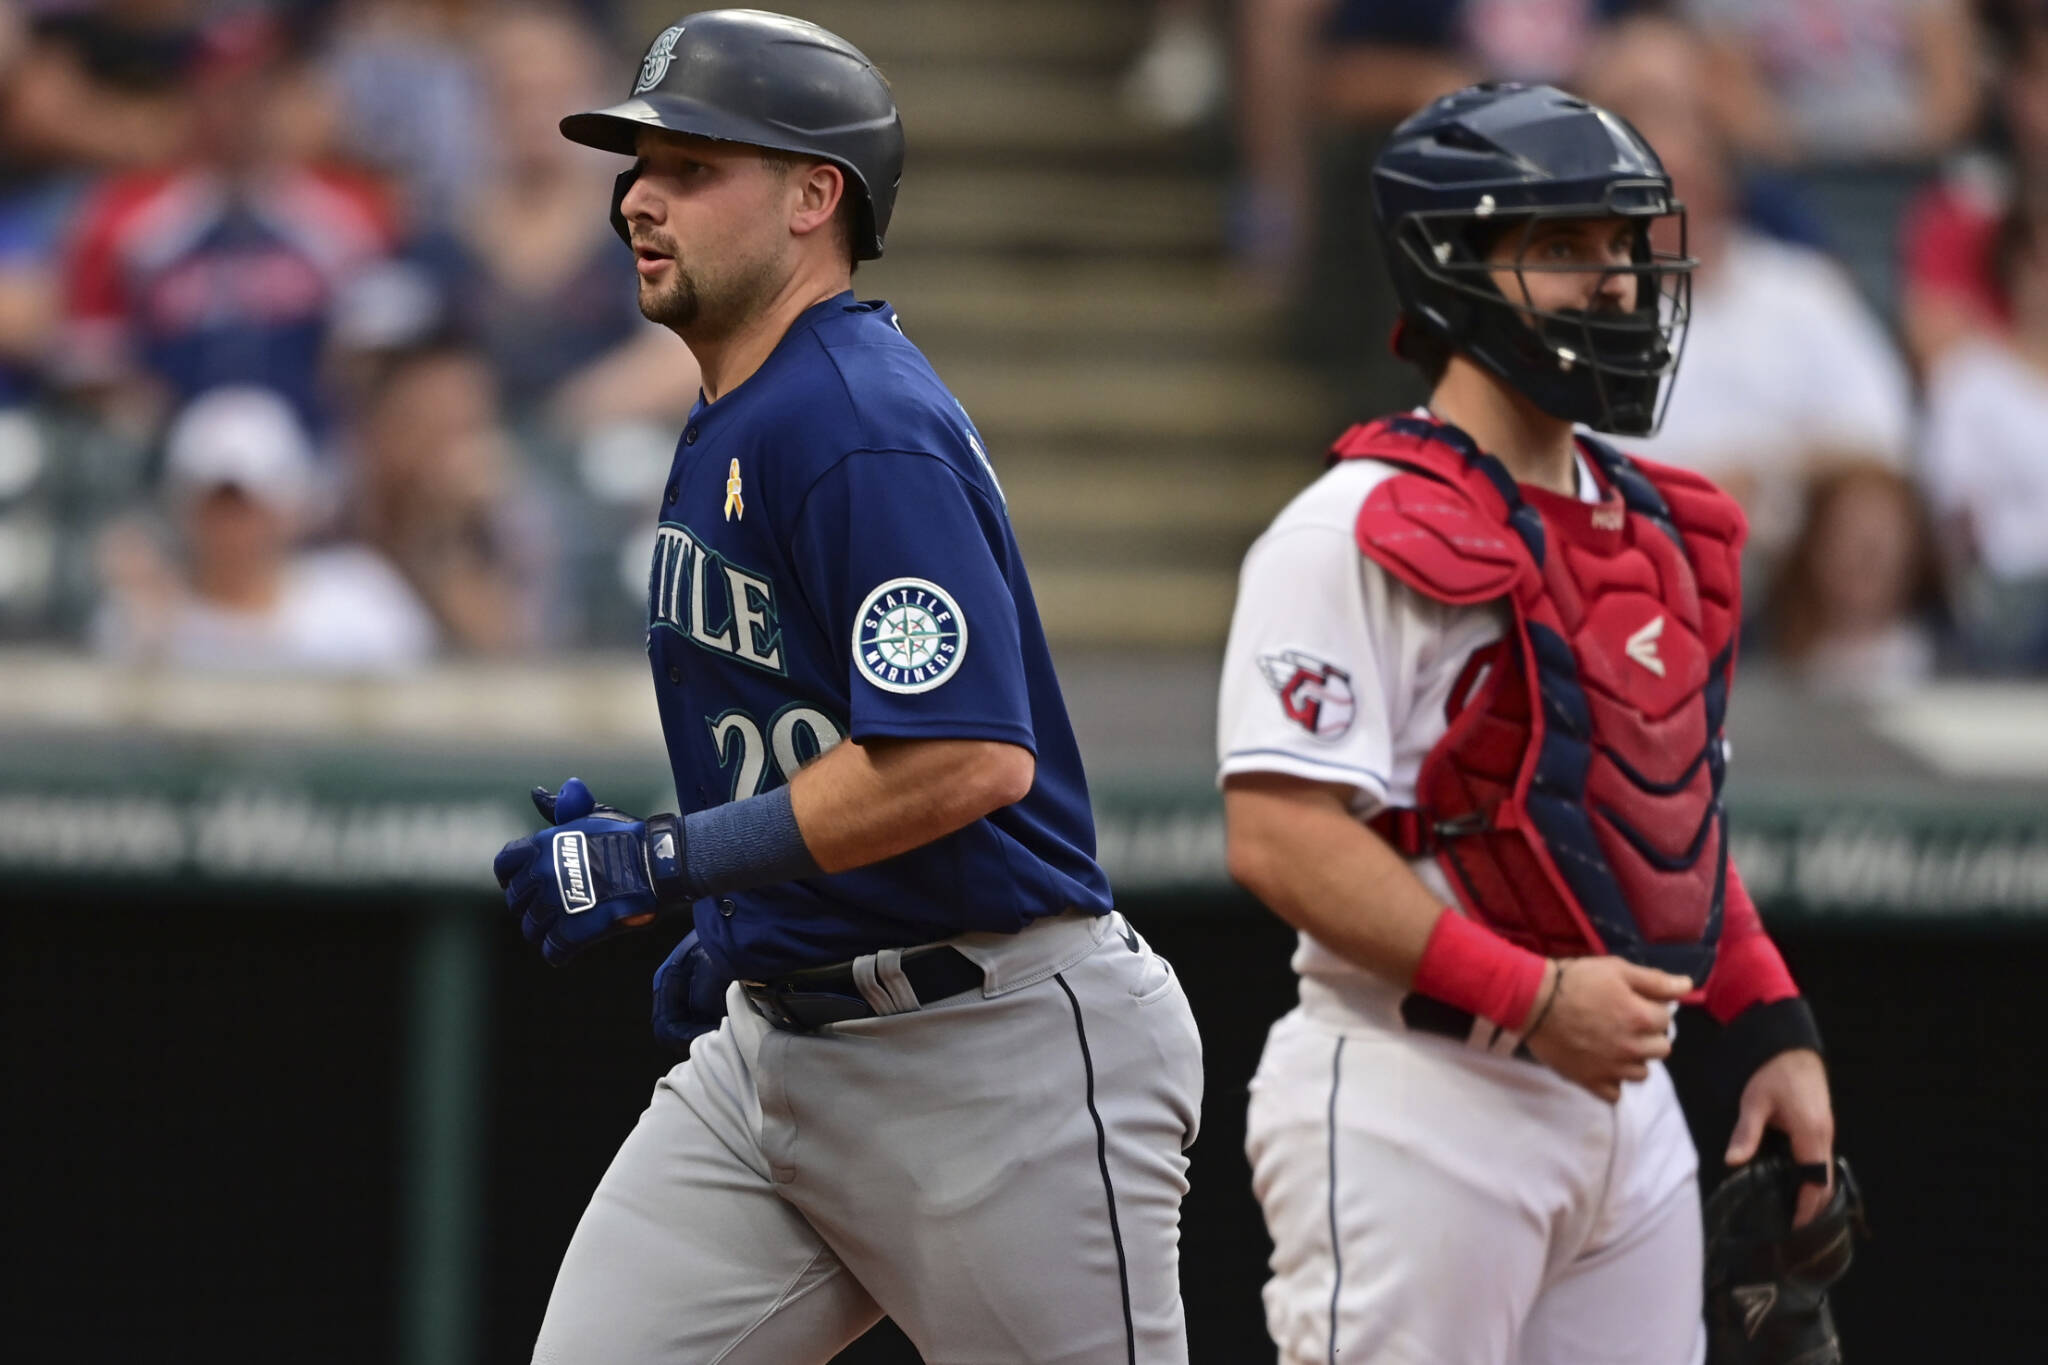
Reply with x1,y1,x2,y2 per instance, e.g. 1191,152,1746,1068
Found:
608,165,639,245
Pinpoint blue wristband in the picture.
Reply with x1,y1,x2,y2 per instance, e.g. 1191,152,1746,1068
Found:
680,784,822,899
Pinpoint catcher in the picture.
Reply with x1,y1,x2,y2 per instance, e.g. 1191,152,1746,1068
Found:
1218,81,1862,1364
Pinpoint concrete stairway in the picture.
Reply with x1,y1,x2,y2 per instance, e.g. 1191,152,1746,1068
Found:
721,0,1331,647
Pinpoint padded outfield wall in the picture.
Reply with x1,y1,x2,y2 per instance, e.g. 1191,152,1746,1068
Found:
5,660,2045,1361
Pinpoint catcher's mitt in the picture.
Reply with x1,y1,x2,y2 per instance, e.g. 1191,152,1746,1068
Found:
1704,1154,1866,1365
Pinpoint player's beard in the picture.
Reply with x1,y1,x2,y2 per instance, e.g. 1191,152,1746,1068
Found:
636,244,702,330
636,233,784,340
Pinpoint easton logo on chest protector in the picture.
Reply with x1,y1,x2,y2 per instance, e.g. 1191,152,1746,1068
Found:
1626,615,1666,676
1335,415,1747,981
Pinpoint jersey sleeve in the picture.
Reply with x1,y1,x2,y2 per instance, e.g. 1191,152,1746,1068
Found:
1901,183,2002,322
1701,860,1800,1022
790,448,1035,751
1216,520,1408,807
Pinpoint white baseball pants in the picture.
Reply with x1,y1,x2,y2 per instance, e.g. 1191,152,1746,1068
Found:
1246,991,1707,1365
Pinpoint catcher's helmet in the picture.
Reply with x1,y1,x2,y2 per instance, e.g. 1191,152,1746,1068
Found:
1372,83,1694,436
560,9,903,259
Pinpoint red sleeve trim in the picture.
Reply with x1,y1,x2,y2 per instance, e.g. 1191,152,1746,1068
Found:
1701,862,1800,1023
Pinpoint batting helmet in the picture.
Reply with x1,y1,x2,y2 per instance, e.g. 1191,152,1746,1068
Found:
1372,83,1694,436
560,9,903,259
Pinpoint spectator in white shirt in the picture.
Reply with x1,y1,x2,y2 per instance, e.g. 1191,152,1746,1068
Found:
1580,16,1917,560
93,386,436,672
1921,210,2048,668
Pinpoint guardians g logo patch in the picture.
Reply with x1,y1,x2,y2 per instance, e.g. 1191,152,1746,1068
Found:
1258,649,1356,741
853,577,967,694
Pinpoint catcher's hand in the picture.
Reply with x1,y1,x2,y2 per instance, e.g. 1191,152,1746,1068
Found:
1704,1153,1867,1365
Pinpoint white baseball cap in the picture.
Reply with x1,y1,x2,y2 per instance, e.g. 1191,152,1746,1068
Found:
163,386,317,511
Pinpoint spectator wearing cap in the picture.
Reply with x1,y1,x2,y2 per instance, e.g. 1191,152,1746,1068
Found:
55,12,396,437
92,385,435,671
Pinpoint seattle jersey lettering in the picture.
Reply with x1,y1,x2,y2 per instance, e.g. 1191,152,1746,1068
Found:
649,522,785,674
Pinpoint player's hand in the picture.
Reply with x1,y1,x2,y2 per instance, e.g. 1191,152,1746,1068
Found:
1726,1047,1836,1226
493,778,688,966
651,930,737,1055
1522,956,1692,1104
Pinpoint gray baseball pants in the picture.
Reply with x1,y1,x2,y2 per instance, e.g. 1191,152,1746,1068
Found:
531,910,1204,1365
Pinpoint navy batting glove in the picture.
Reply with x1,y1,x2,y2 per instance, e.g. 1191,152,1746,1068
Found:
493,778,694,966
652,930,737,1055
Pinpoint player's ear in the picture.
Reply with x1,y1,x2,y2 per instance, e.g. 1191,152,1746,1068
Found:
790,161,846,242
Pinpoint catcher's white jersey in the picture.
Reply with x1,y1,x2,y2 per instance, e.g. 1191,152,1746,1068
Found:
1217,455,1592,994
1219,453,1706,1365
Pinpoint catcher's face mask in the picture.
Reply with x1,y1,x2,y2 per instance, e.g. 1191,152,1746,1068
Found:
1392,181,1695,437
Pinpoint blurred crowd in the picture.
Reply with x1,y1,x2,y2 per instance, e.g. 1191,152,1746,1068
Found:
2,1,2045,693
1130,0,2048,691
0,0,696,668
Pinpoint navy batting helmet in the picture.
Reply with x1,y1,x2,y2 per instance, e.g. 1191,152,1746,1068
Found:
1372,83,1694,436
560,9,903,259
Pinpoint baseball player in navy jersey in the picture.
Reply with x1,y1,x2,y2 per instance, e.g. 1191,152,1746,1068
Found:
1218,85,1840,1364
489,12,1202,1364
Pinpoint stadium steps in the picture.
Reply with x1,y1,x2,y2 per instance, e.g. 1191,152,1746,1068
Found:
766,0,1145,69
885,259,1276,355
659,0,1318,646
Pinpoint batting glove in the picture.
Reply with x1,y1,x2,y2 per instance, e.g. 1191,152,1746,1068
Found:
493,777,693,966
652,930,737,1054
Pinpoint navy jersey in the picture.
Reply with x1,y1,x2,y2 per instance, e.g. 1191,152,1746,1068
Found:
645,292,1112,977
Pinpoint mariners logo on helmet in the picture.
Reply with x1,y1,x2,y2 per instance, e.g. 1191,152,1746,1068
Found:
635,23,686,94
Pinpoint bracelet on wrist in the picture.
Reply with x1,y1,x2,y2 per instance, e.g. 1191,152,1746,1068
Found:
1523,959,1568,1039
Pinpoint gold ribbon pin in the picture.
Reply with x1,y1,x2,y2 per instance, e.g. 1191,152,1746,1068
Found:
724,458,744,522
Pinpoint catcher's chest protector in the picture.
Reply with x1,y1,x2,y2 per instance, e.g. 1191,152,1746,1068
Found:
1335,416,1746,981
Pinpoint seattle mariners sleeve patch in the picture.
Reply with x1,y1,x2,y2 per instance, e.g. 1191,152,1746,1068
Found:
853,577,968,694
1258,649,1356,741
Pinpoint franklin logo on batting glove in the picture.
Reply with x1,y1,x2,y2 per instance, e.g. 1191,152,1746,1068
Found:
553,830,596,912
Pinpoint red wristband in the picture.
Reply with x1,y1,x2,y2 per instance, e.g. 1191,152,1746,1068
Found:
1411,909,1551,1032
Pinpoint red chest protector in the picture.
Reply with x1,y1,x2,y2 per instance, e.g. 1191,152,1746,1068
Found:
1334,415,1747,982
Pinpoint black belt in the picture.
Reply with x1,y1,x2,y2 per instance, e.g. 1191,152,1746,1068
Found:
741,944,985,1033
1400,993,1535,1062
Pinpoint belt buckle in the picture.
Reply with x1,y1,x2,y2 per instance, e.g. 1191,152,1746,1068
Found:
740,979,806,1032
